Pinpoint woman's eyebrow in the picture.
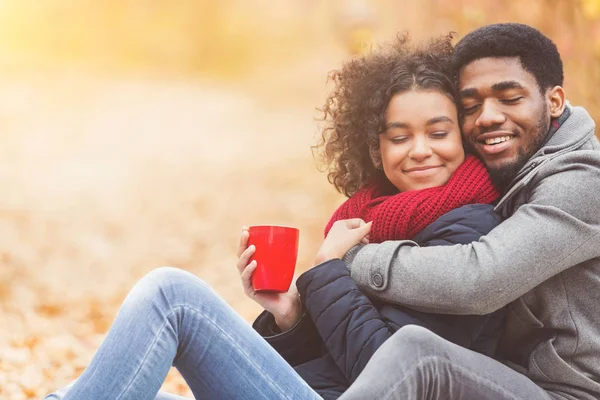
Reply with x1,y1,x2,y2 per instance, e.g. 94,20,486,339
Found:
385,121,410,129
386,116,452,130
426,116,453,125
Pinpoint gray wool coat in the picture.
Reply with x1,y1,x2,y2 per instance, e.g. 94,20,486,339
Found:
345,105,600,400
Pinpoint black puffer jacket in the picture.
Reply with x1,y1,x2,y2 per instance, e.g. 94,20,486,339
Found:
253,204,504,399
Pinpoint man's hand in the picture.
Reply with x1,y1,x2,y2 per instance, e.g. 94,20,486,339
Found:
314,219,372,266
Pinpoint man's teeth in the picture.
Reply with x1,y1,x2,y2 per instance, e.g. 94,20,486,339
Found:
484,136,512,145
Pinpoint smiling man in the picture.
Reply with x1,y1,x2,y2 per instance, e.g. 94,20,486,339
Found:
338,23,600,400
460,58,563,188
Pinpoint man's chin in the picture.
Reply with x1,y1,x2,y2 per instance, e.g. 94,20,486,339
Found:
487,160,527,189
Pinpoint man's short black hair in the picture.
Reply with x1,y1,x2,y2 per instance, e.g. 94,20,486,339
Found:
452,23,564,92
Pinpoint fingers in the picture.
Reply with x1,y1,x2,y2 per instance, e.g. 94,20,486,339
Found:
361,220,373,233
328,219,373,245
240,259,258,295
237,227,258,297
335,218,370,230
351,221,372,243
237,227,249,257
343,218,367,229
236,244,255,275
342,219,372,234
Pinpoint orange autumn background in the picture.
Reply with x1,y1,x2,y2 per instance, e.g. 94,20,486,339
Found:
1,1,600,398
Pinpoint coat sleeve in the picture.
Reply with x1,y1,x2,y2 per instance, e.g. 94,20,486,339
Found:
346,153,600,315
297,204,503,383
296,259,393,383
252,310,324,366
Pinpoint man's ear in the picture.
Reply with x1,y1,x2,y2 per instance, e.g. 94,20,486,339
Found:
548,85,566,118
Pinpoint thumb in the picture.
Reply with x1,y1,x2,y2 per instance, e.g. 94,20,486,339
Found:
344,218,366,229
353,220,372,238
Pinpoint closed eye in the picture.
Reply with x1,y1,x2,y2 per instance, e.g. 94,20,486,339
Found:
501,97,523,104
430,131,448,139
390,136,409,144
462,104,480,114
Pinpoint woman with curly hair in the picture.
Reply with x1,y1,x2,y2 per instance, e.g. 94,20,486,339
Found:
45,34,504,400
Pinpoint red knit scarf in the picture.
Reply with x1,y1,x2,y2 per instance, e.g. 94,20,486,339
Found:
324,155,500,242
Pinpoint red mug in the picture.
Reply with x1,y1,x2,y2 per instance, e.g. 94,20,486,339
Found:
248,225,299,292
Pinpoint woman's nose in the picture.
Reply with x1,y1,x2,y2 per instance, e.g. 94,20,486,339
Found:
409,138,433,160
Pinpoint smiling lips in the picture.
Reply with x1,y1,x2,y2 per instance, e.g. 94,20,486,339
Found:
476,132,516,155
484,135,512,145
404,165,442,176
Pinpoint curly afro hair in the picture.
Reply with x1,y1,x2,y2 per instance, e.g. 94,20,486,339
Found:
314,33,457,197
452,23,563,92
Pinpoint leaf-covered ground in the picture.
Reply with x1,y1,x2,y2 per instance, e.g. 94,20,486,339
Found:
0,70,342,399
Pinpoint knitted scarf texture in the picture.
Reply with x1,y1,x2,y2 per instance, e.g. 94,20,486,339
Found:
324,155,500,242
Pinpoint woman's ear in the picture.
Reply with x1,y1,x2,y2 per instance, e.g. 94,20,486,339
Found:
548,85,566,119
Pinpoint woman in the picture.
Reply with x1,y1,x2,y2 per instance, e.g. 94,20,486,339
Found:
247,33,503,397
45,34,502,400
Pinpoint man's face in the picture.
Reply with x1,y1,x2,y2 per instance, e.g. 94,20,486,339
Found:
458,57,551,186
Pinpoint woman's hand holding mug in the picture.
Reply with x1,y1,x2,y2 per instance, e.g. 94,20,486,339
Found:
237,227,302,332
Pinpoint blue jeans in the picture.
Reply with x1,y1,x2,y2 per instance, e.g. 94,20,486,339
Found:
44,267,321,400
45,267,557,400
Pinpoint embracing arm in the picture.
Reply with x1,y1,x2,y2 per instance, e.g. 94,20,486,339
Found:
347,154,600,315
297,204,501,382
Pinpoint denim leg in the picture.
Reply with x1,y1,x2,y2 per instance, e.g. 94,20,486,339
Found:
44,380,188,400
44,267,320,400
340,325,556,400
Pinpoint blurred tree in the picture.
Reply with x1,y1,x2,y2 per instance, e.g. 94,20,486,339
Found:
331,0,377,55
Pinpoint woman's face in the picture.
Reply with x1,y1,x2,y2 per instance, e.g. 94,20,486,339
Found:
378,90,465,192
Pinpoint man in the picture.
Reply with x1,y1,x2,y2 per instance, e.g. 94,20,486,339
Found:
339,23,600,400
